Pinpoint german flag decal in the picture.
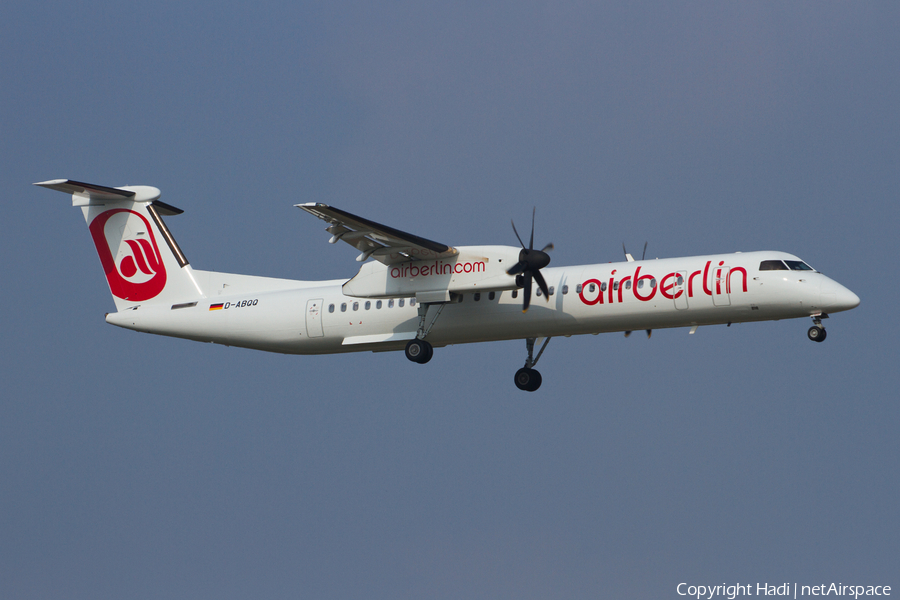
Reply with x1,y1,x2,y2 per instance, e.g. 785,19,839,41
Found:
209,303,224,311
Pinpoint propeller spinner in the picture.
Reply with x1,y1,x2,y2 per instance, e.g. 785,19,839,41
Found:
507,208,553,312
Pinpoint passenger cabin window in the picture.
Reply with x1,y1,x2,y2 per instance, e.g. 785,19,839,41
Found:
328,304,335,313
759,260,789,271
576,284,583,293
536,288,542,297
549,286,555,296
352,302,359,311
512,290,518,299
561,285,568,295
785,260,814,271
365,301,371,310
474,293,481,301
410,298,416,307
489,291,496,300
341,303,347,312
376,300,382,309
399,299,405,307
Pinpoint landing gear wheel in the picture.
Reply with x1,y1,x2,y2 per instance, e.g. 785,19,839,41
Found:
807,326,827,343
514,367,542,392
405,339,434,363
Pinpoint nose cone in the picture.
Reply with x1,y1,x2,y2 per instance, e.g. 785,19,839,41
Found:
820,280,860,313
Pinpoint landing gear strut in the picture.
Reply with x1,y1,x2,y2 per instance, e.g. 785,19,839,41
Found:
514,337,550,392
807,314,828,343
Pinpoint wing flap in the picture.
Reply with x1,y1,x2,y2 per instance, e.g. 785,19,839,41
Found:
297,203,457,264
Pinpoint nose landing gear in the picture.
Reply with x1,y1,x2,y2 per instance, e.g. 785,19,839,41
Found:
807,314,828,343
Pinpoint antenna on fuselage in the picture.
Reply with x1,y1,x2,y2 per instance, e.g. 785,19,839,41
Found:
622,241,648,262
623,241,651,339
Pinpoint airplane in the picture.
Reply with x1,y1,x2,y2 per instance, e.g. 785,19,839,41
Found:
36,179,861,391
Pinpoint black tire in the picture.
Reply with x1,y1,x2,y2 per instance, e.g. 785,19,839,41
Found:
514,367,542,392
807,326,826,343
405,339,433,363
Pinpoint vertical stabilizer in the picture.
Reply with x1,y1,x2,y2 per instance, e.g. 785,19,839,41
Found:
35,179,205,311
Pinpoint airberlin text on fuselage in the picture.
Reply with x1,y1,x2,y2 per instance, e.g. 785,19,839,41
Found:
578,261,748,305
390,260,486,279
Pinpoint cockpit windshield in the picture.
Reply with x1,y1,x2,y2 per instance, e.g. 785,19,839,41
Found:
759,260,788,271
784,260,815,271
759,259,816,272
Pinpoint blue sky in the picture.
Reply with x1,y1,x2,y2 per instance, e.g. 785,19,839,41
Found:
1,2,897,598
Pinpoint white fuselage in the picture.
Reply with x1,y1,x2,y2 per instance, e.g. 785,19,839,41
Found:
105,250,860,355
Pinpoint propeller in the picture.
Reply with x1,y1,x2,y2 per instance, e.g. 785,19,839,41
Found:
507,208,553,312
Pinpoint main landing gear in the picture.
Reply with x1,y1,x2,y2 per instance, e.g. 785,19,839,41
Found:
807,314,828,343
404,301,445,365
405,338,433,364
515,337,551,392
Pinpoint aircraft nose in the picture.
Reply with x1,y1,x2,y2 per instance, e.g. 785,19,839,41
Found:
819,280,860,313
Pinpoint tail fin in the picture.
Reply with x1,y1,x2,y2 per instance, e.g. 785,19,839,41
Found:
36,179,205,311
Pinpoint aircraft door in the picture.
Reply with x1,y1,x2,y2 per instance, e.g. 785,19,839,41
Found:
674,271,688,310
712,265,731,306
306,298,325,338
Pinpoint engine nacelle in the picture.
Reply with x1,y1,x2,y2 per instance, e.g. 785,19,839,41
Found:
341,245,522,299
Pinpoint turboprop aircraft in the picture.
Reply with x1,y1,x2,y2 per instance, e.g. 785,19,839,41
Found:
37,179,860,391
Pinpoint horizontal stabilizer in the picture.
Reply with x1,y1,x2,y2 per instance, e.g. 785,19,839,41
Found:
34,179,182,213
35,179,136,199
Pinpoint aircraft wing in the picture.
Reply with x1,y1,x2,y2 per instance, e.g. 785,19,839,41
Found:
296,203,458,264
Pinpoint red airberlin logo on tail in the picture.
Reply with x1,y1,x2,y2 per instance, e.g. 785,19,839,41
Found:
89,209,167,301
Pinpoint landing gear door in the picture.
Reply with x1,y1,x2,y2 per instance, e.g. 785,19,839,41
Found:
674,271,689,310
306,298,324,338
712,265,731,307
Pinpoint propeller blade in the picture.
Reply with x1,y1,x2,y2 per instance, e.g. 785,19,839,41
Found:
529,207,535,250
511,220,526,249
624,330,632,338
506,261,527,276
646,329,652,339
522,271,533,312
642,241,648,261
541,242,554,253
533,268,550,301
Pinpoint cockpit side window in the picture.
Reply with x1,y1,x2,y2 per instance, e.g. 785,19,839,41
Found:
759,260,789,271
784,260,815,271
